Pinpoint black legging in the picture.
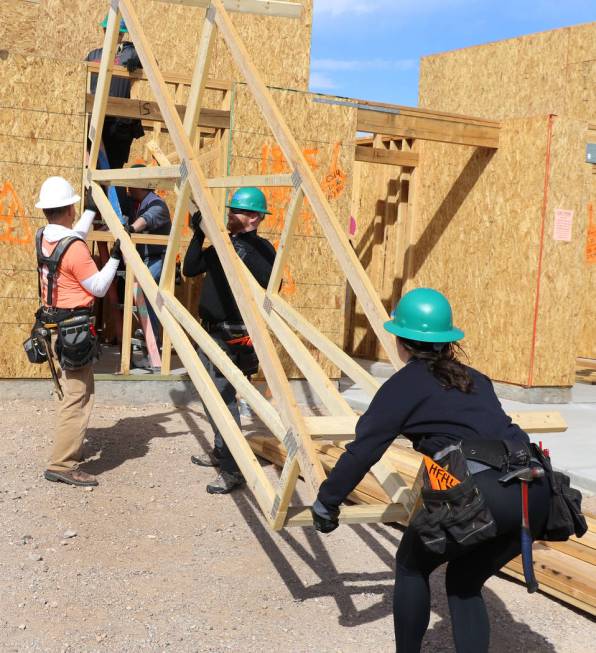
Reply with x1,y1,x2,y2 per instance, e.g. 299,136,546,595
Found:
394,468,551,652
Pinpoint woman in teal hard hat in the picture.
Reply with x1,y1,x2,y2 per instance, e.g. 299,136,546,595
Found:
312,288,552,653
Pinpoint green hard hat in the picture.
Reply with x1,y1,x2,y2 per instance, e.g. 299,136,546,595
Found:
384,288,464,343
226,187,271,215
100,15,129,33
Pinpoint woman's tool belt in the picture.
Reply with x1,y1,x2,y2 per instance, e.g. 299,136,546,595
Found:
531,445,587,542
410,444,497,554
54,311,99,370
207,321,258,376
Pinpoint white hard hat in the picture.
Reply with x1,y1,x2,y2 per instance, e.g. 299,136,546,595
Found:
35,176,81,210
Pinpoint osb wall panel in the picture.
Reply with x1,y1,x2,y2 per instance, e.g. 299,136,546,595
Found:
229,85,357,378
0,0,40,54
419,22,596,122
34,0,311,90
530,118,591,385
0,52,86,378
411,117,550,386
347,160,402,359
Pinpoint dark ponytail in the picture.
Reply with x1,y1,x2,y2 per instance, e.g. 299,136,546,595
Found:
399,338,474,393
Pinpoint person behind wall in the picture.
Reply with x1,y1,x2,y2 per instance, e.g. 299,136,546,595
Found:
86,15,144,211
35,177,122,488
125,169,171,351
183,187,276,494
311,288,552,653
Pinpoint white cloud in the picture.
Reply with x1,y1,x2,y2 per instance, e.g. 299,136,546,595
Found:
309,71,339,90
312,58,417,72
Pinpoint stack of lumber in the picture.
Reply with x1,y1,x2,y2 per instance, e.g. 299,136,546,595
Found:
249,435,596,616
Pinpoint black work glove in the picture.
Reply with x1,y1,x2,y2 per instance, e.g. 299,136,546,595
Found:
311,499,340,534
84,187,98,213
190,209,203,232
123,222,135,236
109,238,122,261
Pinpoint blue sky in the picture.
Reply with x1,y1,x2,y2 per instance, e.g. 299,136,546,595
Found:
310,0,595,105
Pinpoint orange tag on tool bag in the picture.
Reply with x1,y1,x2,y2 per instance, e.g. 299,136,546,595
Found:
423,456,461,491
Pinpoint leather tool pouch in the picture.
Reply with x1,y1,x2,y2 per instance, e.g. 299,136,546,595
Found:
56,314,99,370
410,444,497,554
530,444,587,541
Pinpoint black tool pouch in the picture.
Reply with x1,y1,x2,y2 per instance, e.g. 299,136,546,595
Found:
233,346,259,376
56,314,99,370
531,445,587,541
410,476,497,554
23,325,49,365
410,444,497,554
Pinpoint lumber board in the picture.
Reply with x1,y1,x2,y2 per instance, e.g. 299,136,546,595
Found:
285,503,409,527
508,411,568,433
355,145,419,167
85,61,230,90
357,108,500,148
577,357,596,371
153,0,303,19
85,94,230,129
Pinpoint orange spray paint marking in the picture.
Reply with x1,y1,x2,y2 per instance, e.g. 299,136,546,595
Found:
281,266,297,297
0,181,33,246
320,142,346,201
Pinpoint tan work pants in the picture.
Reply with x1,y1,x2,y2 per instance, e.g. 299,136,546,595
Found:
47,363,95,471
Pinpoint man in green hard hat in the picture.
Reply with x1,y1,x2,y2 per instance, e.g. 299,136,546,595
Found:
183,187,276,494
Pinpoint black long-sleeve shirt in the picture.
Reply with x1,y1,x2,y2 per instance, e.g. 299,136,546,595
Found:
183,228,276,324
317,358,530,508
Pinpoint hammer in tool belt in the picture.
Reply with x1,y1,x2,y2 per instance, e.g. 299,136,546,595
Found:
499,465,545,593
39,324,64,401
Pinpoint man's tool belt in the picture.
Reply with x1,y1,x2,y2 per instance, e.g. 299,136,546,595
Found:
461,438,533,472
36,307,99,370
205,321,258,376
410,443,497,554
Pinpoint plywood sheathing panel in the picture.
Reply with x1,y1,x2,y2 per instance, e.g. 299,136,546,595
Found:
410,117,563,386
0,52,86,378
530,118,591,385
228,85,357,377
0,0,40,55
34,0,312,91
419,22,596,122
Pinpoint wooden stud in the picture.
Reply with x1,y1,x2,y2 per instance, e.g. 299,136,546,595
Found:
153,0,303,19
355,144,419,167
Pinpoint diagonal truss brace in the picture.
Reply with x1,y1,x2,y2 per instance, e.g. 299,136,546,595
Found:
87,0,412,530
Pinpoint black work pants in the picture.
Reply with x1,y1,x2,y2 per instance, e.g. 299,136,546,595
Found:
394,468,551,653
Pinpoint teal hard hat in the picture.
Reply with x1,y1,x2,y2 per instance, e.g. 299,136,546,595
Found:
226,187,271,215
384,288,464,343
100,15,128,33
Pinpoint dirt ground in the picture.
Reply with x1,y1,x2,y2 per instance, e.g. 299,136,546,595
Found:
1,398,595,653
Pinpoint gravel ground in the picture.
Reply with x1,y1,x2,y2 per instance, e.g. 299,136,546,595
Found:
1,399,595,652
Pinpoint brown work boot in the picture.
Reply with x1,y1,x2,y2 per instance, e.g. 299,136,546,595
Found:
44,469,98,487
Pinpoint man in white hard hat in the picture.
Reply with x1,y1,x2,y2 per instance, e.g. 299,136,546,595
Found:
35,177,122,487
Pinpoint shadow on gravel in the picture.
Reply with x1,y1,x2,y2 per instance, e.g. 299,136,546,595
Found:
82,409,187,475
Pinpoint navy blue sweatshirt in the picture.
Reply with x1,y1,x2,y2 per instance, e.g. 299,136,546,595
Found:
317,358,529,508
